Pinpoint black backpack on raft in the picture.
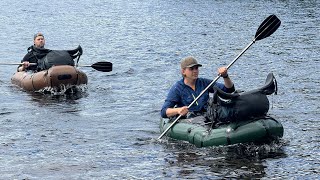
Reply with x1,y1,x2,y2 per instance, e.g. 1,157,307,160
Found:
205,73,277,124
28,45,83,71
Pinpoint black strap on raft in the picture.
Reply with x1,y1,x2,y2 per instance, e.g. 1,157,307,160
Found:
260,118,270,138
259,72,278,95
68,45,83,66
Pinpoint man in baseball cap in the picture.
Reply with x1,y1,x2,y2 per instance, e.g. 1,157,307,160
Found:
161,56,235,119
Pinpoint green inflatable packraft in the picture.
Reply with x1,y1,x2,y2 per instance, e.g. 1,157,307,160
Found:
160,116,283,147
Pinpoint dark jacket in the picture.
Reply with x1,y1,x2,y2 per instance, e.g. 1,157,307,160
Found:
19,45,82,72
20,46,50,71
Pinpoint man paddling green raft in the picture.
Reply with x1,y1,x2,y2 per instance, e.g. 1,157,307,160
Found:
158,14,282,140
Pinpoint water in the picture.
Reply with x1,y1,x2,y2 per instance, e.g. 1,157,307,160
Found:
0,0,319,179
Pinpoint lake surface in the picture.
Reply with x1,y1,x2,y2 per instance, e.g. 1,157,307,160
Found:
0,0,319,179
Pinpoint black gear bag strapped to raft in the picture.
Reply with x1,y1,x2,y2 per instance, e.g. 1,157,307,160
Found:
29,45,83,71
206,73,278,123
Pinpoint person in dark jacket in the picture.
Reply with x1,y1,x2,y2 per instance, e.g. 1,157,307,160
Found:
18,32,47,72
160,56,235,119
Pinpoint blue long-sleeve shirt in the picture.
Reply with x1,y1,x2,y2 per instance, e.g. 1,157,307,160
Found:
160,77,234,118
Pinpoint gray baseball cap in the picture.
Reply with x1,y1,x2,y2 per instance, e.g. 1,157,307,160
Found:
180,56,202,69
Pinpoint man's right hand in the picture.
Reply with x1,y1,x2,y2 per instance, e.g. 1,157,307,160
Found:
18,61,30,71
166,106,189,118
177,106,189,116
22,61,30,68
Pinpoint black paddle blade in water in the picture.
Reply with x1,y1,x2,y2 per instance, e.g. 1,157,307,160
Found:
255,14,281,41
91,61,113,72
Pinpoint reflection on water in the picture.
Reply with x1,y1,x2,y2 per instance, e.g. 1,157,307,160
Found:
29,91,87,105
163,140,287,179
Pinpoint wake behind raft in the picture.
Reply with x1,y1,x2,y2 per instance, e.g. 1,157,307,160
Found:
159,73,284,148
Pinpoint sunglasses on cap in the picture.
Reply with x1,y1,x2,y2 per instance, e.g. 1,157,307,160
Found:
186,66,199,71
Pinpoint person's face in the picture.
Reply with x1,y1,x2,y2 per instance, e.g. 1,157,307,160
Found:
182,66,199,80
34,36,45,48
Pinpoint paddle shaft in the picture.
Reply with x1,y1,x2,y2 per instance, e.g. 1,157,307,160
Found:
0,62,37,66
77,65,92,67
0,61,112,72
0,62,98,69
0,63,98,67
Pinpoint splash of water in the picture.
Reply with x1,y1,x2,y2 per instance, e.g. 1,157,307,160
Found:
37,84,88,96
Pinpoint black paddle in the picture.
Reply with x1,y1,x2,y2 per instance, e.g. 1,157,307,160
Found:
78,61,113,72
0,61,113,72
158,14,281,140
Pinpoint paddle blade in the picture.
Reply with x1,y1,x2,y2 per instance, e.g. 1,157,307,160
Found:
255,14,281,41
91,61,113,72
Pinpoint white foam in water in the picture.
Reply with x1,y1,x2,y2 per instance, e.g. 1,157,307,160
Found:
38,84,88,95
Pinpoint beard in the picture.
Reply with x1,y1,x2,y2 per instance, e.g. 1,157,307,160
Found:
35,43,45,48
